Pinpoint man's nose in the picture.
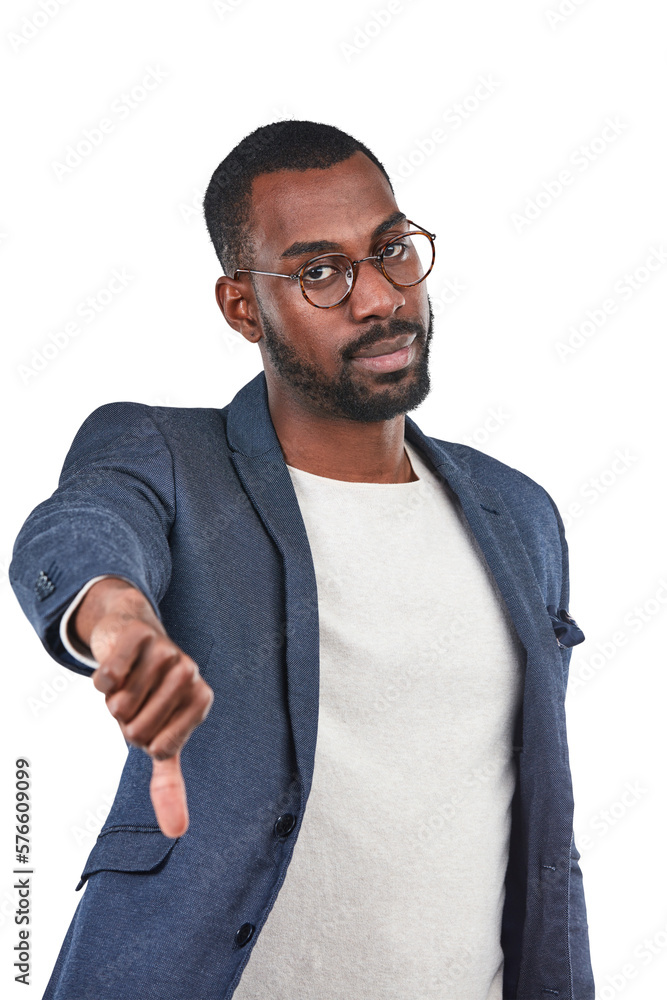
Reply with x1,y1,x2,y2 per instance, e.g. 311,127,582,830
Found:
346,259,406,322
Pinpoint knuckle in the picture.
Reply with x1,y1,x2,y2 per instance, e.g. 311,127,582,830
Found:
151,734,182,760
92,668,111,691
181,654,199,678
152,634,176,656
95,661,121,682
197,685,214,711
169,659,194,687
193,701,208,723
122,722,145,746
106,694,124,719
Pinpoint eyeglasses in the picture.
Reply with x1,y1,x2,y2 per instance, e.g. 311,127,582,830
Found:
233,220,436,309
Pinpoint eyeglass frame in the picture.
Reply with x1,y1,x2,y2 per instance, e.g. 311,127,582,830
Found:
232,220,436,309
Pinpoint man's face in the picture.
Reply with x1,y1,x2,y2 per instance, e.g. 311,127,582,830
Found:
244,150,434,423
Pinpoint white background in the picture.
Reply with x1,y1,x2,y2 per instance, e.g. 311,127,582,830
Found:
1,0,665,997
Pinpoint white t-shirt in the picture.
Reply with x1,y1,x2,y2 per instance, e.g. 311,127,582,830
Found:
234,440,525,999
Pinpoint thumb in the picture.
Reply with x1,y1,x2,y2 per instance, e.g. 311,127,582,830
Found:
150,753,189,838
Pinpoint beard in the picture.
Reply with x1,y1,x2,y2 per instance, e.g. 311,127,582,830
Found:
255,295,434,423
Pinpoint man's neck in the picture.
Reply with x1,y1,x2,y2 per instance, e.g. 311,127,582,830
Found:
267,388,416,484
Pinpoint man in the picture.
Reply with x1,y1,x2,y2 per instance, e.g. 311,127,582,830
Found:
10,120,594,999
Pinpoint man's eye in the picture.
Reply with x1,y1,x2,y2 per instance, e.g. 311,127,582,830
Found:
303,262,343,282
381,240,408,259
305,265,332,281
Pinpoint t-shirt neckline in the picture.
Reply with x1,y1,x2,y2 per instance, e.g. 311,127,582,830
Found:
285,441,425,487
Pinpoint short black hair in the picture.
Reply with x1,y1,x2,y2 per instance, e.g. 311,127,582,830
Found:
203,120,394,276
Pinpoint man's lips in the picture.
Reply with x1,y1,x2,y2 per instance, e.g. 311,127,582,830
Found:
350,334,418,373
351,333,417,359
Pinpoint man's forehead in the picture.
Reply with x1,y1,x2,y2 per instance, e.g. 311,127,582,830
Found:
248,151,398,251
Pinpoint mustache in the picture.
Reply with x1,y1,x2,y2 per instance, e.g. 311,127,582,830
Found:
342,316,428,360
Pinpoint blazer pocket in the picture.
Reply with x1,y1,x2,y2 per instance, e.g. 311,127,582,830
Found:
75,825,179,891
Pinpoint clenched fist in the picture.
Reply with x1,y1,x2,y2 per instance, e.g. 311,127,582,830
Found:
68,576,214,838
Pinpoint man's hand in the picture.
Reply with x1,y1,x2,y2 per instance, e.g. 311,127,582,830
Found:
69,577,214,838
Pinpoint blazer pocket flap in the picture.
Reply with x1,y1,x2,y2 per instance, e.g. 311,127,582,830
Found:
75,826,179,891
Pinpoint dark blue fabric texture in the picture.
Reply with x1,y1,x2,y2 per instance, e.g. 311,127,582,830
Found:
10,370,595,1000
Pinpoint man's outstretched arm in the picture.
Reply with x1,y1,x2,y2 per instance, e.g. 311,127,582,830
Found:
9,402,213,837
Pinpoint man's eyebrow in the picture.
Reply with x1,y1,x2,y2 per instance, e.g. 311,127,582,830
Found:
371,211,407,241
279,211,408,261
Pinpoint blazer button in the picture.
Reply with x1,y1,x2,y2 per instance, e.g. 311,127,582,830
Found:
274,813,296,838
235,923,255,948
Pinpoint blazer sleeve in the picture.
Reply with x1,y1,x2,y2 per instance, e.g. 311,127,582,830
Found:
9,402,176,677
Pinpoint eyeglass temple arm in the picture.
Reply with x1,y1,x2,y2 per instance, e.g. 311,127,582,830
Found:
233,268,297,280
406,220,436,239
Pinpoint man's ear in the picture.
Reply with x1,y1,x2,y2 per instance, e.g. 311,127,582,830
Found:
215,276,263,344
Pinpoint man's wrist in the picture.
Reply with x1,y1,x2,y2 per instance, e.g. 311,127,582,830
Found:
60,576,115,667
70,576,149,650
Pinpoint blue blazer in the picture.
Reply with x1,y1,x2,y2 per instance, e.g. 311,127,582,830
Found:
10,370,595,1000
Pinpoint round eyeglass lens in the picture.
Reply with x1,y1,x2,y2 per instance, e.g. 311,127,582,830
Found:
300,255,354,307
380,232,434,286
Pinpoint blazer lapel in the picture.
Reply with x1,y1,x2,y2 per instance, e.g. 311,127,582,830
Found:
225,373,321,806
404,415,563,670
404,414,569,759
